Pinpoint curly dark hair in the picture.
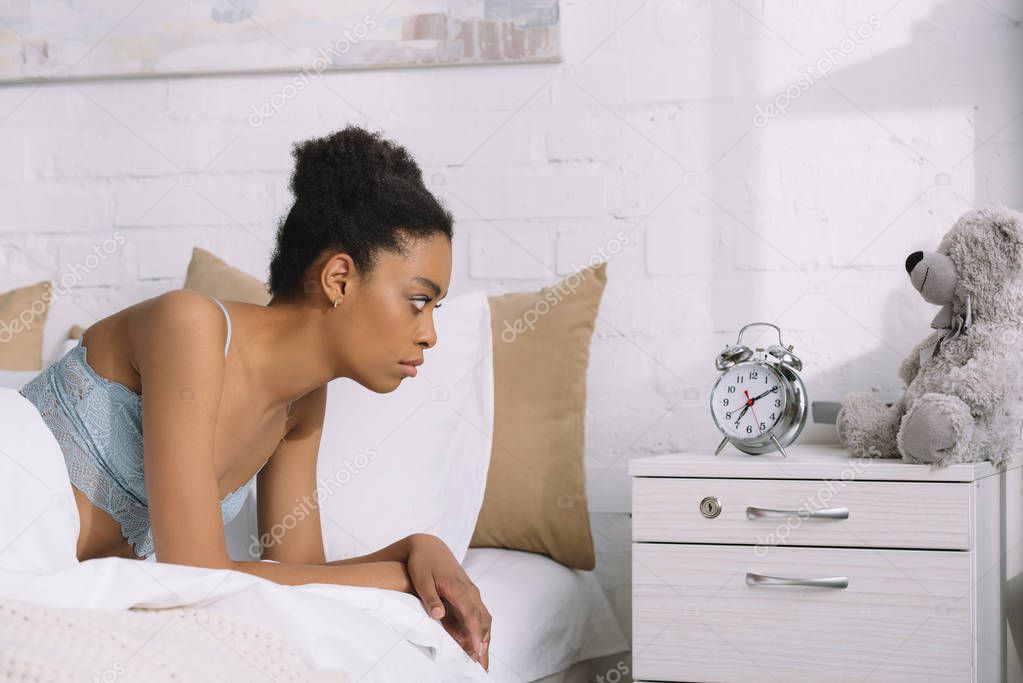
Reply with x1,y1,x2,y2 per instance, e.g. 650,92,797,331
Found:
267,125,453,302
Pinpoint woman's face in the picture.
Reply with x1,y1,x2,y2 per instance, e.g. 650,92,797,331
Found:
329,234,452,393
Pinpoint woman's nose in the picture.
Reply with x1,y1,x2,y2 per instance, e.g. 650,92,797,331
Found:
416,322,438,349
905,251,924,274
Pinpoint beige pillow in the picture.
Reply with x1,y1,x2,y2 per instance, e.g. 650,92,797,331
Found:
183,247,271,305
470,262,607,570
0,280,53,370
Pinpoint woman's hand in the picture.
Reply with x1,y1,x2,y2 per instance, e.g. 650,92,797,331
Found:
405,533,492,671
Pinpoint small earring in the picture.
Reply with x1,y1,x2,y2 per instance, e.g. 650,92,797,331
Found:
333,298,339,308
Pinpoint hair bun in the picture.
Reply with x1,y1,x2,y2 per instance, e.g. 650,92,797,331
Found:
289,126,423,208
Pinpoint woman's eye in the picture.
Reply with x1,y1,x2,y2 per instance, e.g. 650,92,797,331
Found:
412,296,443,312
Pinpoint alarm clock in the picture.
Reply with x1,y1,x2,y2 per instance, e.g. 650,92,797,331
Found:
710,322,808,457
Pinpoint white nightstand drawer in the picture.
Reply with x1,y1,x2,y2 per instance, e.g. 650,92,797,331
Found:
632,476,973,549
633,543,974,683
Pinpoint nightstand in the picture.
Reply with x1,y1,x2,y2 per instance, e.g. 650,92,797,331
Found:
629,444,1023,683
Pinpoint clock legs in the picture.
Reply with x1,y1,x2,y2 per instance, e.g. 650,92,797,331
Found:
715,434,790,456
770,434,789,457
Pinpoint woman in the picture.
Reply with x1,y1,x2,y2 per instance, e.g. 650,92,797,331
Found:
18,125,491,670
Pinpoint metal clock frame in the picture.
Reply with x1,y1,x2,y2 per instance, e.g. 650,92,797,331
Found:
710,322,808,457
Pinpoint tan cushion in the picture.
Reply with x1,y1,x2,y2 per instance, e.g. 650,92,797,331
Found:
0,280,54,370
183,246,272,305
470,262,607,570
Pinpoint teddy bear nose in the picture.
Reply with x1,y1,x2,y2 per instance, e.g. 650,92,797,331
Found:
905,251,924,274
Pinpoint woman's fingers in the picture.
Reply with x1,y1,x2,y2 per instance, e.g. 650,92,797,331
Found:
409,567,446,619
438,578,489,662
479,607,491,671
440,607,470,646
439,600,480,661
479,643,489,671
445,602,490,670
417,578,480,662
404,534,493,668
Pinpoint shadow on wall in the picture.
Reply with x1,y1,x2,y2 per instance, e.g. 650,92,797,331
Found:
720,0,1021,442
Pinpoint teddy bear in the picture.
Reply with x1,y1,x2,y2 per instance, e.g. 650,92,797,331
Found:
836,205,1023,468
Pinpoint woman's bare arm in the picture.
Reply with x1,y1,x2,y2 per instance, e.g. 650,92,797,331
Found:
324,536,411,566
228,557,413,592
256,384,328,564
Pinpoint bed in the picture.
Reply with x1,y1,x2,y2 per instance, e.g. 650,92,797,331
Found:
0,547,627,682
1,277,629,680
0,385,629,681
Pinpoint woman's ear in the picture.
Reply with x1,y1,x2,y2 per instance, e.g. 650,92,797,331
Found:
320,251,355,304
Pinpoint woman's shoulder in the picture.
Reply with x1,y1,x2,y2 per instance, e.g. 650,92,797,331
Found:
91,290,224,341
74,290,231,401
138,290,229,340
148,288,223,316
117,291,231,372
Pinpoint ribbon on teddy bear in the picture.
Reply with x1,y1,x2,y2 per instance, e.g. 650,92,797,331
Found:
918,294,972,365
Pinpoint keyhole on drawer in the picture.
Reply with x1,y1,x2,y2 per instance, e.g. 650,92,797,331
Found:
699,496,721,519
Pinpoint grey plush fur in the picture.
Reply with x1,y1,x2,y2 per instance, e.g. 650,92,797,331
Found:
836,205,1023,468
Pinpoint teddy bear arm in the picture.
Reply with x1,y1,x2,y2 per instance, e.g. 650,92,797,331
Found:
939,346,1011,416
898,332,942,386
898,352,921,386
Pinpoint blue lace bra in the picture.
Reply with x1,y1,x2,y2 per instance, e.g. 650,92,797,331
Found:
18,295,261,559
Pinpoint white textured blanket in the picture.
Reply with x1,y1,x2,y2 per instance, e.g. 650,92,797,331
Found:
0,598,343,682
0,388,490,682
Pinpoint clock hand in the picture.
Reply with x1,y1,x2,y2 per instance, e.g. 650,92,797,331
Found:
748,401,764,433
733,390,755,427
737,390,765,434
751,388,773,403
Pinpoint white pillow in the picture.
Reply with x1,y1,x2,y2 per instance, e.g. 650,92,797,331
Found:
226,289,495,564
0,388,81,572
0,370,40,390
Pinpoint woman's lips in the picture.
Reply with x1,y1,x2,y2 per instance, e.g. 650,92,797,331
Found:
399,363,418,377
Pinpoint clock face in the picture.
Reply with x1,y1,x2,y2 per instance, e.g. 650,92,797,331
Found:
710,362,788,442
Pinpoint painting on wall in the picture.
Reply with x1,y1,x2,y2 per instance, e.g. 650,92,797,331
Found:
0,0,561,83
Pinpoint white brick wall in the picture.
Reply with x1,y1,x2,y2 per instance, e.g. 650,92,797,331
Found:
2,0,1021,655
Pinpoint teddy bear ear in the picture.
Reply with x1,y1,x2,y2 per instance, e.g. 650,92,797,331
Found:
990,206,1023,250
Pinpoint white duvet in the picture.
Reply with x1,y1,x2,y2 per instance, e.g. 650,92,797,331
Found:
0,388,491,682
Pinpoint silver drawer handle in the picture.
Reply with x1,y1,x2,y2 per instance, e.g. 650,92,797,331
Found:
746,506,849,520
746,572,849,589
